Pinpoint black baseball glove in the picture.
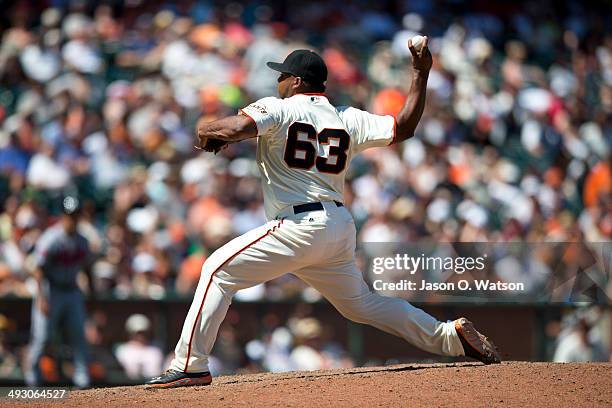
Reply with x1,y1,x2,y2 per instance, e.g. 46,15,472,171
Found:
196,136,230,154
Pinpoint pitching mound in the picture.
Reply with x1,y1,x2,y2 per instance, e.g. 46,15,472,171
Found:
8,362,612,407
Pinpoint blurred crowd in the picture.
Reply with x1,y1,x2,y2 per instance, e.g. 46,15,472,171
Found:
0,2,610,300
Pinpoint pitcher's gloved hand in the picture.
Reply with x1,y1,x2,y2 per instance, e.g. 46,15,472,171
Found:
195,136,230,154
195,117,231,154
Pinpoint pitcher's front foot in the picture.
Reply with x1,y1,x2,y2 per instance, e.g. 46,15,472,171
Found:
146,369,212,388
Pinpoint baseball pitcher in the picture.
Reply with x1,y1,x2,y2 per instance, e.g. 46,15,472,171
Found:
148,38,501,388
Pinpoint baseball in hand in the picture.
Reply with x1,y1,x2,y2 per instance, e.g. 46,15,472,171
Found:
411,35,427,52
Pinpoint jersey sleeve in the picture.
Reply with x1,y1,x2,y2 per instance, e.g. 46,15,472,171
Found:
338,107,396,153
239,97,284,136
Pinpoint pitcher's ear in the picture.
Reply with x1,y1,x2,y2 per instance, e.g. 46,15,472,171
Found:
293,76,303,89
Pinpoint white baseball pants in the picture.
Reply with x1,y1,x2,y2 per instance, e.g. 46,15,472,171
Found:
169,201,465,373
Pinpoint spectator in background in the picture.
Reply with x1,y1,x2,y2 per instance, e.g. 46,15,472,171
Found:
261,326,294,373
84,314,124,384
209,323,245,375
289,318,328,371
114,314,163,379
553,308,609,363
0,314,20,380
0,243,28,297
553,319,608,362
288,318,354,371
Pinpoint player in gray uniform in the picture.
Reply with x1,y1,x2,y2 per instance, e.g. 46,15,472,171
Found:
26,196,92,388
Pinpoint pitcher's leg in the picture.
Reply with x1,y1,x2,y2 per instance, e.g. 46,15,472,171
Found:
168,219,302,373
336,289,463,356
169,268,232,373
295,263,464,357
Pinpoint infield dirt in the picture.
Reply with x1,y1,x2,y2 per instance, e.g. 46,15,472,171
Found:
6,362,612,407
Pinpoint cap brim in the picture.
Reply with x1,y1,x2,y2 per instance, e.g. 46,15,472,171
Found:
266,61,289,73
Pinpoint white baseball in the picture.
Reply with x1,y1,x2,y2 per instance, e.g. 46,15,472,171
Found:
411,35,427,52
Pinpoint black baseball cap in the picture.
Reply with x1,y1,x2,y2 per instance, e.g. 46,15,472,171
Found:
267,50,327,86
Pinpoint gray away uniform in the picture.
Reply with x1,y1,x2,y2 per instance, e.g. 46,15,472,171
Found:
27,224,91,388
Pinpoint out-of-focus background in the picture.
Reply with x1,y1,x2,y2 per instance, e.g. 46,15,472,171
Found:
0,0,610,386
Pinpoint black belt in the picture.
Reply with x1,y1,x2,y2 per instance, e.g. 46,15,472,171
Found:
48,282,79,291
293,201,344,215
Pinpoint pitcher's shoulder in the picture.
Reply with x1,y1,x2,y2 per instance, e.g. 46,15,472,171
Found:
242,96,284,118
335,105,362,126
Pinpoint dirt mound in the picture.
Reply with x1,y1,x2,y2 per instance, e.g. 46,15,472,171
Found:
7,362,612,407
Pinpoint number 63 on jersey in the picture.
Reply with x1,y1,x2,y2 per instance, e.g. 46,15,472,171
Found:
283,122,350,175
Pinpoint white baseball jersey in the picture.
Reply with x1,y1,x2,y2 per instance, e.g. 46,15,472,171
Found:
239,93,396,219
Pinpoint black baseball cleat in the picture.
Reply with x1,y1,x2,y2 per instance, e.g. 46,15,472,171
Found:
146,369,212,388
454,317,501,365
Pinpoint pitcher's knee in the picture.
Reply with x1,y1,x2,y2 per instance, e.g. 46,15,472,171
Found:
335,298,373,324
211,273,238,300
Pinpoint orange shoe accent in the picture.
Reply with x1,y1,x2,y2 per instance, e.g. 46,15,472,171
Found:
455,319,483,355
